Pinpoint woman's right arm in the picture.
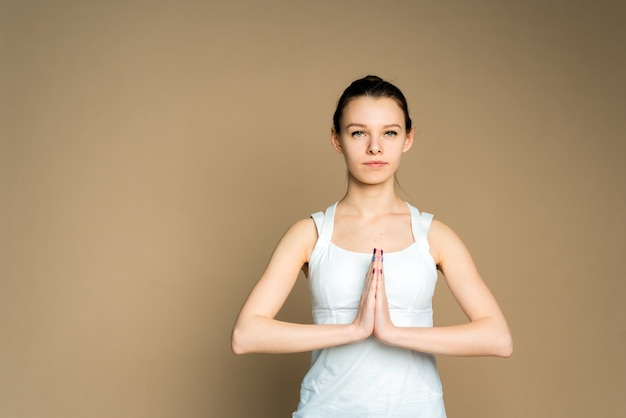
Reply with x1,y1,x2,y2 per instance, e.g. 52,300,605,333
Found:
231,218,375,354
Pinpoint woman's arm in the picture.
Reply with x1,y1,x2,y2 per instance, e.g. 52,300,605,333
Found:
231,218,375,355
374,220,513,357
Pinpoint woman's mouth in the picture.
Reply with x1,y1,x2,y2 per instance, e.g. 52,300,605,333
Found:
364,160,387,168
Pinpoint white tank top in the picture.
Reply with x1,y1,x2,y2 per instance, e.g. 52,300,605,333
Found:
293,201,447,418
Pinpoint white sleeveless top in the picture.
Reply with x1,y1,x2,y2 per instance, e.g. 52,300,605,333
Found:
293,202,447,418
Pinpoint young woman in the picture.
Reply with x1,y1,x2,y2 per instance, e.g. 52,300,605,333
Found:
231,75,512,417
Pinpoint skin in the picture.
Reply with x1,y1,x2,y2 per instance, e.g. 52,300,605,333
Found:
231,97,513,358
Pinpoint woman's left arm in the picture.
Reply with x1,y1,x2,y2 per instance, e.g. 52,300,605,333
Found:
374,220,513,357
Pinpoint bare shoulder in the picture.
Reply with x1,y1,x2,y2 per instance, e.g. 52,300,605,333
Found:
289,217,318,234
428,219,456,239
284,217,318,242
427,219,469,266
277,217,318,263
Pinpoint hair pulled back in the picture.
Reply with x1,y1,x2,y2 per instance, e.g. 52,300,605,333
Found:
332,75,412,133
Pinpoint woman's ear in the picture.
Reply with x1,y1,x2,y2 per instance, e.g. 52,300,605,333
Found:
331,128,343,154
402,128,415,153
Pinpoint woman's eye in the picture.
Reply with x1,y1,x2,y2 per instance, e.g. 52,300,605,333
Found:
351,131,365,138
384,131,398,137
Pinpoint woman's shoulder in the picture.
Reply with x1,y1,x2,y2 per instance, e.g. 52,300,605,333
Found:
280,202,334,247
279,217,318,256
289,217,317,235
263,217,319,268
428,218,452,239
427,218,470,265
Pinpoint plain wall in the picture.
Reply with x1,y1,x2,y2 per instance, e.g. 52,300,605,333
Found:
2,0,624,417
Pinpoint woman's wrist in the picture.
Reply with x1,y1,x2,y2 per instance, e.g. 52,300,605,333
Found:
348,322,372,344
375,323,400,346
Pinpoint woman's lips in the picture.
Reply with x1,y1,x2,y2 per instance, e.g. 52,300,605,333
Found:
364,161,387,168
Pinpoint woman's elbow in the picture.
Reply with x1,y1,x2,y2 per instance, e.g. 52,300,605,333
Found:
494,329,513,358
231,324,251,355
231,338,245,356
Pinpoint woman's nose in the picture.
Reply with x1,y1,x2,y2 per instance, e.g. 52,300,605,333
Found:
367,140,382,154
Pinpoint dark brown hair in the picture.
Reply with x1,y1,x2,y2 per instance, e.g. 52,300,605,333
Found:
332,75,412,133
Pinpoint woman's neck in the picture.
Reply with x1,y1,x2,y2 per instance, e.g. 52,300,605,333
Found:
339,179,405,218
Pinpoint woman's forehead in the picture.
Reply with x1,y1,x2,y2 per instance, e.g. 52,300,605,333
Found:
342,97,405,126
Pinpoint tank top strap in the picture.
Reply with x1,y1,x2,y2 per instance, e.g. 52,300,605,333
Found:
310,202,337,248
310,211,324,235
407,202,434,251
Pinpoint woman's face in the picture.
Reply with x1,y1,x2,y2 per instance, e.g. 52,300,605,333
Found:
331,96,414,186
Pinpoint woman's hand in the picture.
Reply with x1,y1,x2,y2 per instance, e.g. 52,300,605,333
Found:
352,248,397,344
373,249,396,343
352,249,379,341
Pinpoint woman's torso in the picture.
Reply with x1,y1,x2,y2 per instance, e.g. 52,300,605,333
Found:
293,201,447,418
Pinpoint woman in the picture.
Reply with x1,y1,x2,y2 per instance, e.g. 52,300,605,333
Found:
231,75,512,417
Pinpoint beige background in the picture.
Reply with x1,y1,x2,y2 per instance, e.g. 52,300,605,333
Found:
2,0,625,417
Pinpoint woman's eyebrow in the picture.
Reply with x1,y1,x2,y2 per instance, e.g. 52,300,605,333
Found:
345,123,402,129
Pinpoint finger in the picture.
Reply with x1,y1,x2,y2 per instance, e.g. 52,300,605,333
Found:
362,249,378,301
366,248,376,283
365,248,375,272
376,251,385,297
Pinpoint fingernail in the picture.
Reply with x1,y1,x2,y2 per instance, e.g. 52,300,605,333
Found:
372,248,376,261
379,269,383,274
381,249,384,261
